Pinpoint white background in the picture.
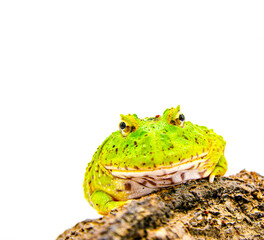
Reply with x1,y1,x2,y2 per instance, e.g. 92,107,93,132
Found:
1,1,264,239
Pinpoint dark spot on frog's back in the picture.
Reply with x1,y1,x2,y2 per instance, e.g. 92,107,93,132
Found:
183,135,188,140
115,148,118,154
134,141,138,147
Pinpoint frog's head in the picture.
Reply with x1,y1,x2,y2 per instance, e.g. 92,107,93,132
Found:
99,105,225,178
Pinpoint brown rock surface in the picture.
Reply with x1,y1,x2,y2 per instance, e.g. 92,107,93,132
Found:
57,170,264,240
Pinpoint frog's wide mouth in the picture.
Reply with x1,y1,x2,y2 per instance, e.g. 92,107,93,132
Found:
103,150,211,187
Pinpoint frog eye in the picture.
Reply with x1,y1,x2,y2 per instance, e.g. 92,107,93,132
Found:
164,106,185,128
169,111,185,128
119,121,133,137
175,112,185,127
179,114,185,122
119,121,126,130
119,114,139,137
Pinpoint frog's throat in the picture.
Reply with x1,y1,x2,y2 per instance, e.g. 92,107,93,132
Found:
103,150,210,182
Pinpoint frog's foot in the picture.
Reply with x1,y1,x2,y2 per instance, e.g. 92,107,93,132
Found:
90,189,129,215
209,155,228,183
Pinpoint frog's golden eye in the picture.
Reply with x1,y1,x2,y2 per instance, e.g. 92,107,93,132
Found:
119,121,134,137
119,114,139,137
175,112,185,127
170,111,185,128
164,106,185,128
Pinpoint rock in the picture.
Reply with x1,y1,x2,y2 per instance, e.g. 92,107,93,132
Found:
57,170,264,240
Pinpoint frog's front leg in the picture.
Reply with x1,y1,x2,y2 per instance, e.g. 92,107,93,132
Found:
90,189,128,215
209,155,228,183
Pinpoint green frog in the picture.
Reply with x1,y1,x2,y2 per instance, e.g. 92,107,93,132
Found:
83,106,227,215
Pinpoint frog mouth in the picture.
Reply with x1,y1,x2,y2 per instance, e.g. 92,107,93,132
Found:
104,150,212,189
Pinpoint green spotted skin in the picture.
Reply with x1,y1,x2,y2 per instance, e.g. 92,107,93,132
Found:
83,106,227,215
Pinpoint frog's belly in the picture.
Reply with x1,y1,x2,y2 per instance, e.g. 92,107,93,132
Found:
124,168,210,199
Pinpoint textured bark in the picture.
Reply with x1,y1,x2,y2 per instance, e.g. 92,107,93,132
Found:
57,170,264,240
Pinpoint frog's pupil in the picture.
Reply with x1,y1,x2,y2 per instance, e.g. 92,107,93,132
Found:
179,114,185,121
120,122,126,130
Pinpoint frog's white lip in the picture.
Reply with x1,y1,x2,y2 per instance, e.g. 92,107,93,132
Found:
103,150,214,198
104,150,210,179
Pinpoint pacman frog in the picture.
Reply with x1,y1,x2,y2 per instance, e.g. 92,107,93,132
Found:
83,106,227,214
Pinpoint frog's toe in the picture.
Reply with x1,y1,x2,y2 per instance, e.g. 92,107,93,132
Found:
90,189,129,215
105,200,130,213
209,155,228,183
209,167,224,183
209,174,215,183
